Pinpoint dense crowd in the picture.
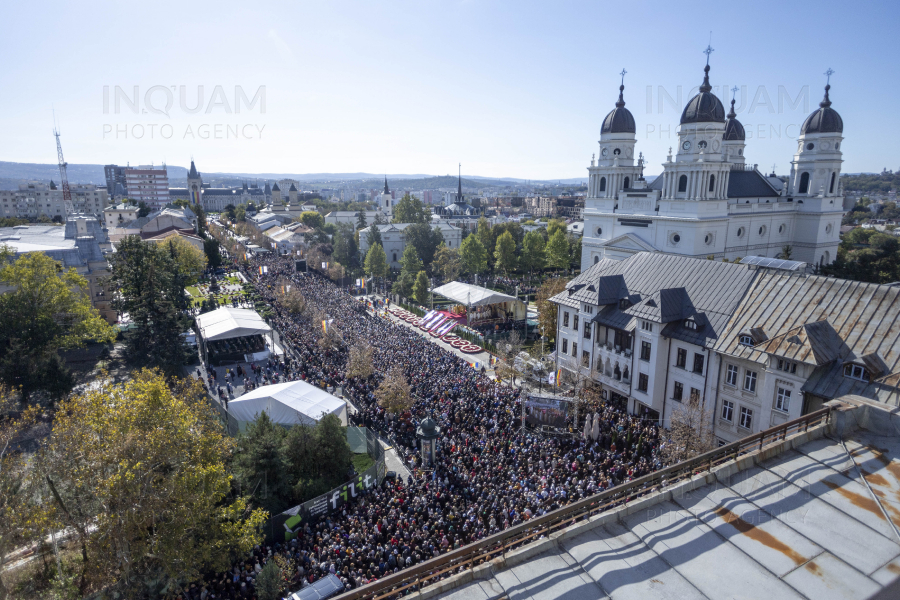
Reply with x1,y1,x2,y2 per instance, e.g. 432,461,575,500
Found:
186,253,662,599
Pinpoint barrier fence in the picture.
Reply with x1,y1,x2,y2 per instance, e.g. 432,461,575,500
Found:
335,405,836,600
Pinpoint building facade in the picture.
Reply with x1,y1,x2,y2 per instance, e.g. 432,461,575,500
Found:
124,165,170,209
358,222,463,270
0,183,108,220
581,63,849,270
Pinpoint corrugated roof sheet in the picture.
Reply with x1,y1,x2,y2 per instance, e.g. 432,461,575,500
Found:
715,272,900,404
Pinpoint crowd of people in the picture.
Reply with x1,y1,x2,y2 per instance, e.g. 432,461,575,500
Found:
185,252,663,599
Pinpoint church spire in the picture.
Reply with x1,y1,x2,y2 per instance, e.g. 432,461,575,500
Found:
383,175,389,194
699,44,714,93
616,68,627,108
820,68,834,108
457,163,462,201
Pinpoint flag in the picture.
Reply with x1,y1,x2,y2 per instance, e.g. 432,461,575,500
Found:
556,368,562,385
361,277,365,288
421,310,437,324
322,318,334,334
427,316,448,331
259,266,263,275
322,262,328,269
548,371,556,385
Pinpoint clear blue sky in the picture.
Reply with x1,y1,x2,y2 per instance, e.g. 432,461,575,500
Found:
2,0,897,180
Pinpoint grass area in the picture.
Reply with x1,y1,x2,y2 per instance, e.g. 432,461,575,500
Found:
352,452,374,473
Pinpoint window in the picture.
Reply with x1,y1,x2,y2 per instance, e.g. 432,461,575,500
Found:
638,373,648,392
844,364,870,382
624,177,630,189
572,342,578,357
599,177,606,192
722,400,734,422
582,350,590,368
799,172,810,194
641,341,652,361
739,335,754,346
678,175,688,192
614,330,631,350
392,253,397,262
775,387,791,412
739,406,753,430
829,172,836,194
684,319,698,330
583,304,593,314
641,321,653,331
673,381,684,402
726,364,738,387
690,387,701,404
573,314,579,330
562,339,568,354
693,353,705,374
676,348,687,368
744,370,757,393
776,359,797,374
583,322,591,339
563,312,569,328
709,174,716,192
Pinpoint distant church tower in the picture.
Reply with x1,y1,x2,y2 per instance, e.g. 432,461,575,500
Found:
187,159,202,204
379,176,393,218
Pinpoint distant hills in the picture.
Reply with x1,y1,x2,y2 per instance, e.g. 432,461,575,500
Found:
0,161,587,190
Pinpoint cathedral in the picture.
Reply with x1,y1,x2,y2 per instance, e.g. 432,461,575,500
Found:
581,55,849,270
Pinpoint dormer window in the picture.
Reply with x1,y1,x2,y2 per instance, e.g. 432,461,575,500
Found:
684,319,698,330
844,364,870,382
618,299,631,310
739,335,754,347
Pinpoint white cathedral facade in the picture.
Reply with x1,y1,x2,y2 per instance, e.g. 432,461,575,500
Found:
581,62,850,270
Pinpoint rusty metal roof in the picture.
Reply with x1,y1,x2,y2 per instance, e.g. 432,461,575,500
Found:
715,272,900,404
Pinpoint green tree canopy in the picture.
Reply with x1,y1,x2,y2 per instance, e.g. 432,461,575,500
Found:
0,248,116,401
332,222,359,270
432,243,461,282
412,270,430,304
392,193,428,224
399,244,423,278
405,223,444,270
476,217,493,268
494,230,517,273
547,218,567,238
545,229,570,271
234,204,247,222
366,212,385,249
521,230,546,273
299,211,325,229
364,243,389,278
356,210,368,230
459,234,488,275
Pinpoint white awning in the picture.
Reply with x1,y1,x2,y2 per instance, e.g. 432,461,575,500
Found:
196,307,272,342
431,281,523,307
229,380,348,427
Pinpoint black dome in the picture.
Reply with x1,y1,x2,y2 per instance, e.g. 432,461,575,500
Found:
723,98,745,141
680,65,726,124
801,85,843,134
601,84,636,134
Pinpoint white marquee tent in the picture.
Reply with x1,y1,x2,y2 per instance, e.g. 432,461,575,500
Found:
196,306,272,341
431,281,527,321
228,380,348,430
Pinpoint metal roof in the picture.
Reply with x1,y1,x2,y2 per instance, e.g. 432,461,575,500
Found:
432,281,523,307
715,272,900,404
552,253,757,346
727,169,782,198
740,255,806,271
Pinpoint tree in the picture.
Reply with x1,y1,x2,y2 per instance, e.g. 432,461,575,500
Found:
346,342,375,379
375,365,414,414
405,223,444,270
459,234,488,275
106,236,192,375
356,210,368,230
366,212,384,249
0,388,43,600
568,234,582,270
432,243,461,282
399,244,424,278
233,411,289,514
495,330,524,387
536,277,570,340
660,394,715,464
300,211,325,230
224,204,236,221
778,245,793,260
494,230,517,274
278,283,307,315
332,222,359,270
162,235,208,285
547,218,566,238
0,248,116,401
391,272,416,298
392,193,427,224
521,230,546,273
476,217,493,269
412,270,430,304
190,202,207,237
234,204,247,222
256,560,284,600
137,201,151,218
364,243,389,279
204,237,223,268
41,370,267,597
281,414,351,502
546,229,570,271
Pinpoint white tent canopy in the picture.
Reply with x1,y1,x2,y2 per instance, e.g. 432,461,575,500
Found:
229,380,348,429
196,306,272,342
431,281,523,308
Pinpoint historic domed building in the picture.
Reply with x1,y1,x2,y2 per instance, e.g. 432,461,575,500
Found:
582,56,848,270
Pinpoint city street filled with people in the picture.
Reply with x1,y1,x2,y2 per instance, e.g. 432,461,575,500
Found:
189,253,663,599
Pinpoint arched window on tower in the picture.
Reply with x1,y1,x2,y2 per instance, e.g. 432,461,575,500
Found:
624,177,630,189
829,172,836,194
678,175,688,193
799,172,810,194
599,177,606,192
708,174,716,193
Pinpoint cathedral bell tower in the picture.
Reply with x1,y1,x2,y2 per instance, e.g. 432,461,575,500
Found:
187,159,202,205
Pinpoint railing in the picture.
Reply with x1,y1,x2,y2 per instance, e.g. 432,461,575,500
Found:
335,405,836,600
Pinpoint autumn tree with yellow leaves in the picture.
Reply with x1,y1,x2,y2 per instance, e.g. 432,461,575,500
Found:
39,370,266,598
